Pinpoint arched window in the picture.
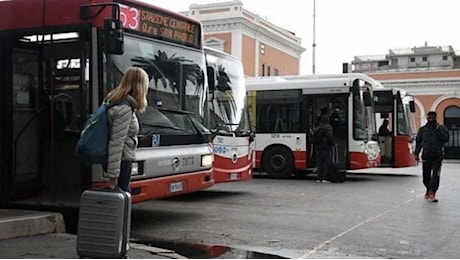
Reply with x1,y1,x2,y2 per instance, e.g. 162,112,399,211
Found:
444,106,460,128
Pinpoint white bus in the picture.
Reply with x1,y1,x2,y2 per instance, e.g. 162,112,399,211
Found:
205,47,253,183
246,73,381,179
373,87,418,168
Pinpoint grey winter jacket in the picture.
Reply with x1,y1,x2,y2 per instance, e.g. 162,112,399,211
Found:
105,96,139,179
414,123,449,157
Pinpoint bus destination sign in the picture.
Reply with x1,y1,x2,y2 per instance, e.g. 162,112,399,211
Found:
119,3,201,48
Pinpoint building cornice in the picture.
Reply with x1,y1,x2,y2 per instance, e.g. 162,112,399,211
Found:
379,79,460,96
201,17,305,57
182,0,306,58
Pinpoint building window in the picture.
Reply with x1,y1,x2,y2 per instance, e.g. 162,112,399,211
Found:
378,60,389,67
422,56,428,62
410,57,415,62
274,68,280,76
267,66,271,76
443,55,448,61
261,64,265,76
260,44,265,55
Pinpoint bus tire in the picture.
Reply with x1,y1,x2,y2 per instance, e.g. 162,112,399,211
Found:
262,146,294,179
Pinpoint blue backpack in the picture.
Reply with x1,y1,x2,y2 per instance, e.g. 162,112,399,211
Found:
75,101,131,165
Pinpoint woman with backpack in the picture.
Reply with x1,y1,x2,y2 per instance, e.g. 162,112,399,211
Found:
104,67,149,192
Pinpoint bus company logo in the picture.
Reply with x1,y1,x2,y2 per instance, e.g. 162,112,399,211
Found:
171,157,180,172
232,153,238,163
213,145,227,154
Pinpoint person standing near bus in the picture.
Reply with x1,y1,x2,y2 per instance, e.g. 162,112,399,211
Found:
378,119,392,136
104,67,149,192
413,111,449,202
314,115,336,183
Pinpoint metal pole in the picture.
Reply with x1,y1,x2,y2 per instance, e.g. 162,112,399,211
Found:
312,0,316,75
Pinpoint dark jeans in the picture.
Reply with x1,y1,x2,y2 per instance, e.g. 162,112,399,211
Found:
421,150,443,193
316,149,332,181
102,160,132,193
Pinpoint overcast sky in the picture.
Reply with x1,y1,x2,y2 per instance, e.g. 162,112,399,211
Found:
140,0,460,75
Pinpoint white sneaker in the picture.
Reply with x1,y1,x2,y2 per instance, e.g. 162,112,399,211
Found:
322,180,330,183
316,180,322,183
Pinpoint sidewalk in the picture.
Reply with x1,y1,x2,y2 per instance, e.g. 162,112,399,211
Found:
0,209,186,259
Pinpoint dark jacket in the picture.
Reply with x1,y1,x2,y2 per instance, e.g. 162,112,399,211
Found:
314,123,335,151
378,124,392,136
414,123,449,156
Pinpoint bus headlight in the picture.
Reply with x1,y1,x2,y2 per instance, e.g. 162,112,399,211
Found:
131,161,144,176
201,154,213,167
366,143,379,161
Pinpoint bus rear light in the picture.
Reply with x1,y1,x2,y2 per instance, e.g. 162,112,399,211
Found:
201,154,213,167
131,161,144,176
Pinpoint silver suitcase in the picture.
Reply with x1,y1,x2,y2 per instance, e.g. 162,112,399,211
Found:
76,188,131,258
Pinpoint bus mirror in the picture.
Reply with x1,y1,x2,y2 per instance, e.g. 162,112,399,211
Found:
207,66,216,92
104,19,124,54
409,100,416,113
363,92,372,107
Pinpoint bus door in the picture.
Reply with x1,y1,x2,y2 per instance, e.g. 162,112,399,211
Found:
305,95,348,171
373,89,394,166
393,91,417,167
374,89,417,167
0,35,43,203
1,30,91,204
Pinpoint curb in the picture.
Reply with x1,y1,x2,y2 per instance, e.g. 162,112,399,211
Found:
0,209,65,240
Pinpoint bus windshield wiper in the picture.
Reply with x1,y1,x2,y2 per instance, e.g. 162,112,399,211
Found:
157,107,194,115
140,122,186,131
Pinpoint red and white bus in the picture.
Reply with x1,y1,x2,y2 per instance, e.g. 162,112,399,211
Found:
373,87,418,168
246,73,381,178
0,0,215,205
205,47,253,183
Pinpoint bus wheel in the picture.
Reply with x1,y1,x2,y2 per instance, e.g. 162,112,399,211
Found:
262,147,294,179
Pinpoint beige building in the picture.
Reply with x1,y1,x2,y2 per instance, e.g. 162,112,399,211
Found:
352,44,460,159
352,44,460,127
181,0,306,77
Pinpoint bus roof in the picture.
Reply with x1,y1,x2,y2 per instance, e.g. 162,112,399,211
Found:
246,73,382,94
373,86,412,97
204,47,241,64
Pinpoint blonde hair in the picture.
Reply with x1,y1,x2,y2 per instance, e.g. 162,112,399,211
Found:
105,67,149,112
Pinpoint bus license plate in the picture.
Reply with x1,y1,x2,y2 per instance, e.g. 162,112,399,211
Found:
230,173,241,180
169,181,184,193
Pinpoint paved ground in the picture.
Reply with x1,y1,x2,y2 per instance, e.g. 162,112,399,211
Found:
0,209,186,259
0,232,185,259
1,160,458,259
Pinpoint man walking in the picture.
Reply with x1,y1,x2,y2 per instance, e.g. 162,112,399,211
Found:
413,111,449,202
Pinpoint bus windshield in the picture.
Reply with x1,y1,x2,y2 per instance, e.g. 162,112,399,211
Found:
396,93,417,136
352,81,377,140
207,52,248,133
105,34,209,142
